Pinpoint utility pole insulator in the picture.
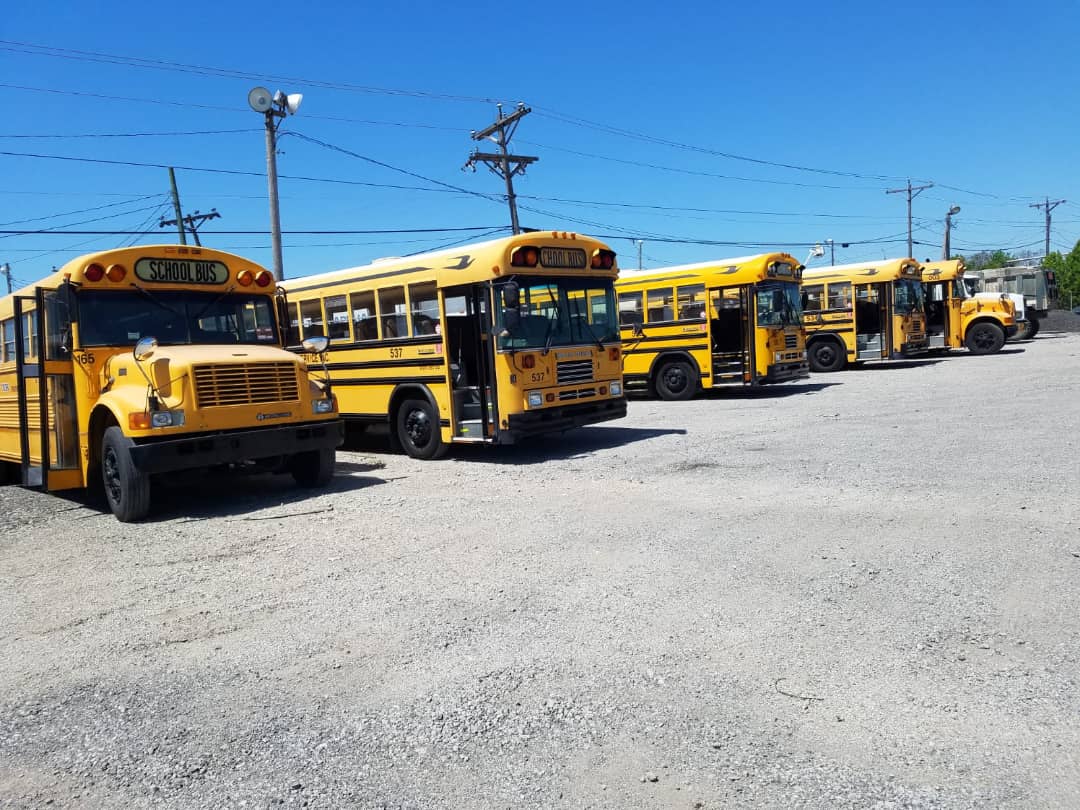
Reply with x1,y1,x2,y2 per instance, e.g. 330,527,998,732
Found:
160,209,222,248
464,103,538,235
1030,197,1066,260
887,179,933,258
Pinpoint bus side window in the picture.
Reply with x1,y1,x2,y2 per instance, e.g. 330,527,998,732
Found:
647,287,674,322
1,319,14,362
827,282,852,311
299,299,324,338
378,286,408,339
350,291,378,341
677,283,705,320
22,311,38,360
408,282,439,336
286,302,300,345
618,291,642,326
325,294,351,342
802,284,824,312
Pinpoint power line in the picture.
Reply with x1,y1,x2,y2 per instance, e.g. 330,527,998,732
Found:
0,41,499,103
0,128,257,139
0,226,510,236
0,193,164,226
0,203,173,239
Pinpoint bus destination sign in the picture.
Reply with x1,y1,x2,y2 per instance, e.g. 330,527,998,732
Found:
540,247,587,269
135,258,229,285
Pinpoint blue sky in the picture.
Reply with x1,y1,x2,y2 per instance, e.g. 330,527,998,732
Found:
2,0,1079,287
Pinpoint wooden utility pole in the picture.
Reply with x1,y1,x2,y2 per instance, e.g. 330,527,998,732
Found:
1,263,11,295
1030,197,1066,259
167,168,187,245
464,103,538,234
887,179,933,257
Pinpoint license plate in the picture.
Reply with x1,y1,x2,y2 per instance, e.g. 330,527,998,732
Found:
540,247,587,269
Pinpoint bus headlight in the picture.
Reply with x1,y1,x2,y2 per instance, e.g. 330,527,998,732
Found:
527,391,543,408
774,352,783,364
133,410,184,429
313,398,334,414
610,382,622,396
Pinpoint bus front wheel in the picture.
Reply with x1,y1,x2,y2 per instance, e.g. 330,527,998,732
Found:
290,448,336,487
653,359,697,401
101,426,151,522
396,398,449,459
965,322,1005,355
808,340,845,373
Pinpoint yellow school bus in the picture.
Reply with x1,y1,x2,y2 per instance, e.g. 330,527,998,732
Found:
920,259,1016,354
0,245,343,522
614,253,809,399
280,232,626,458
801,258,928,372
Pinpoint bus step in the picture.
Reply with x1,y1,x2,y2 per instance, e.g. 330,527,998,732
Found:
456,419,484,438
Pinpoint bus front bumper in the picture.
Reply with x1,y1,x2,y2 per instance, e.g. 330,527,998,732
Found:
128,419,345,475
760,361,810,384
898,341,929,357
501,397,627,443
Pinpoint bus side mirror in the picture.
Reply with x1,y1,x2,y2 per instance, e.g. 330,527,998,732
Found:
632,320,645,337
500,281,521,335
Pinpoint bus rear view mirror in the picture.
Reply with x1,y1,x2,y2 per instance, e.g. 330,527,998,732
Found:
632,320,645,337
302,335,330,355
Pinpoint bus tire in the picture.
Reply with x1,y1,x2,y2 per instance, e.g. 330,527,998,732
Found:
396,398,449,459
965,321,1005,355
653,359,697,401
290,447,335,488
101,426,151,522
1017,318,1040,340
808,339,846,373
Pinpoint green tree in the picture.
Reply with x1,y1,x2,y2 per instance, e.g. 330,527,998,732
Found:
1044,240,1080,309
959,250,1015,271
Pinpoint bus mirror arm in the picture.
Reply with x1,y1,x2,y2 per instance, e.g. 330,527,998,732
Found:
632,321,645,338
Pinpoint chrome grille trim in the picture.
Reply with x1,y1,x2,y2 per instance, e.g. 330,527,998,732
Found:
784,333,798,349
192,362,300,408
556,359,594,384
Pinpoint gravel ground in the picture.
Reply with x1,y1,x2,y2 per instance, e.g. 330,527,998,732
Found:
2,334,1079,809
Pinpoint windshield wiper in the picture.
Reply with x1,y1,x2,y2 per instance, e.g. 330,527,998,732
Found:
568,297,606,351
130,283,185,318
541,283,560,355
192,284,238,322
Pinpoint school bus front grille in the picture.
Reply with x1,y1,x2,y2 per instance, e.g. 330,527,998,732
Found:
192,363,300,407
558,387,597,401
784,333,798,349
557,359,594,384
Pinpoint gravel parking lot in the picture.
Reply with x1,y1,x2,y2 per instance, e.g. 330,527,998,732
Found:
2,329,1079,809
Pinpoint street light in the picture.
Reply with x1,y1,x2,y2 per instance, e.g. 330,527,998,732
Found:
943,205,961,260
248,86,303,280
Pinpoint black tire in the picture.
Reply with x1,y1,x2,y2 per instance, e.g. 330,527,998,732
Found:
964,322,1005,355
1013,320,1034,341
396,398,448,459
653,359,697,401
101,426,151,522
1024,317,1040,339
808,339,846,373
290,447,335,487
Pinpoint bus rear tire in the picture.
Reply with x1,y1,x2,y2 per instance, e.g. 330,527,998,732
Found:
396,398,449,459
290,448,335,488
653,359,697,401
808,340,845,373
101,426,151,522
1015,318,1039,340
965,322,1005,355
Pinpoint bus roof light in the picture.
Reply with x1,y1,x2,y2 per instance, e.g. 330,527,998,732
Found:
255,270,273,287
591,249,616,270
84,263,105,282
106,264,127,282
510,246,540,268
237,269,254,287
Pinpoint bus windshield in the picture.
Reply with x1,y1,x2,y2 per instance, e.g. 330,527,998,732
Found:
893,279,925,313
495,277,619,350
756,282,803,327
77,289,280,347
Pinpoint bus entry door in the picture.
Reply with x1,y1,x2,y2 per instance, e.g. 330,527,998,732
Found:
443,284,496,440
708,287,751,383
854,283,887,360
12,290,80,489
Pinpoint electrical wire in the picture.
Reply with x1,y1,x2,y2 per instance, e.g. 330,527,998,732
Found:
1,226,511,236
0,203,173,240
0,194,165,227
0,128,257,139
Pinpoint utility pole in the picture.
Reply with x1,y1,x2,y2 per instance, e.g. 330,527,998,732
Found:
1030,197,1066,259
167,167,187,245
943,205,960,260
1,263,11,295
636,240,644,270
886,179,933,257
159,209,221,247
826,238,835,265
464,103,538,234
